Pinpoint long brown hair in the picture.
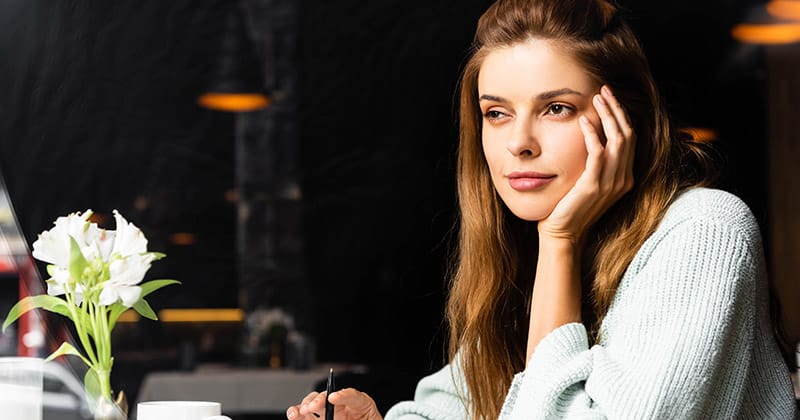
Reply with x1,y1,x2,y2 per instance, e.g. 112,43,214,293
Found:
446,0,716,418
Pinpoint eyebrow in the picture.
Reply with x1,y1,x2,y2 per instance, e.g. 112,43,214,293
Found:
536,88,585,100
478,88,586,103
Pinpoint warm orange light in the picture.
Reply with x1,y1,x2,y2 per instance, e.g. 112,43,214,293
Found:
767,1,800,21
197,93,269,112
158,308,244,323
224,188,239,203
117,310,141,323
168,232,197,246
682,127,718,143
731,23,800,44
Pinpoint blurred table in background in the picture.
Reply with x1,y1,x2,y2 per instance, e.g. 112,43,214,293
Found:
137,364,351,415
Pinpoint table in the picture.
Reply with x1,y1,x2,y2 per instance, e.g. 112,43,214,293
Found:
137,364,347,415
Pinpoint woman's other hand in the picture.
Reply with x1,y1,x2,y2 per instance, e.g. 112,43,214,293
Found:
286,389,383,420
538,85,635,244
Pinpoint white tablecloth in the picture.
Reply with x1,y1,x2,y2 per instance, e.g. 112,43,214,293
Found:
137,364,342,414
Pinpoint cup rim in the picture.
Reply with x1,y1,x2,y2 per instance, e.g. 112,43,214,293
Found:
138,401,221,407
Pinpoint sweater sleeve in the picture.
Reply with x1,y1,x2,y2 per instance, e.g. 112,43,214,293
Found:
385,359,469,420
500,215,760,419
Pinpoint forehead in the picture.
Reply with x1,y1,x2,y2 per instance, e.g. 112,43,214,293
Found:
478,39,596,96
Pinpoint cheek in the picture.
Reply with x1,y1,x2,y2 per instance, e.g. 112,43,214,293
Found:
552,125,589,177
481,135,503,174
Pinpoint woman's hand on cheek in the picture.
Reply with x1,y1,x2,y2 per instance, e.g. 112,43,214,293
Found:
538,85,635,244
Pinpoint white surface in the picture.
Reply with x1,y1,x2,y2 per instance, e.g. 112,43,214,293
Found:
137,365,339,414
0,384,43,420
137,400,230,420
0,357,43,420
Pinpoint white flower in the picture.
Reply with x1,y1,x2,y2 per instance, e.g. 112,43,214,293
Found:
99,252,154,307
32,210,95,267
32,209,155,307
9,209,177,407
91,210,153,307
33,210,99,299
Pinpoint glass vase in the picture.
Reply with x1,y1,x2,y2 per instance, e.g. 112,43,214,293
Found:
94,390,128,420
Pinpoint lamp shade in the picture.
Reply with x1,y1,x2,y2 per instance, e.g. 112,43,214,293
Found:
198,4,269,112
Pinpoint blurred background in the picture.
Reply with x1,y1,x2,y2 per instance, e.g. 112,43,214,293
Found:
0,0,798,418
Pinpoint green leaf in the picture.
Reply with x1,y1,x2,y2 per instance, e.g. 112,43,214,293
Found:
3,295,73,331
139,279,180,299
69,237,88,284
132,299,157,321
46,342,91,367
84,367,102,410
107,302,129,331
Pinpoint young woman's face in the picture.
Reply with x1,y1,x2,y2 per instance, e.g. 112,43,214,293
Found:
478,39,602,221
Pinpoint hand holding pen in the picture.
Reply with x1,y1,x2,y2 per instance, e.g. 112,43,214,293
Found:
326,368,335,420
285,369,383,420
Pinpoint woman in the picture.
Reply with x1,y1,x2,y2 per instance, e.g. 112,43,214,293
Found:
287,0,797,418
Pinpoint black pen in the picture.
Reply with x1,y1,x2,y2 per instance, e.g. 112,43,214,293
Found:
325,368,335,420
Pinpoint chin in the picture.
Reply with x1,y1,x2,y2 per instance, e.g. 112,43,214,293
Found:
506,205,552,222
497,189,561,223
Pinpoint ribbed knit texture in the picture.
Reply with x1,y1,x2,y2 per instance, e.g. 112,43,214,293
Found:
385,188,797,419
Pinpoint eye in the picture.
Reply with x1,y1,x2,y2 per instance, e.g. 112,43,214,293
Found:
545,103,574,118
483,110,508,121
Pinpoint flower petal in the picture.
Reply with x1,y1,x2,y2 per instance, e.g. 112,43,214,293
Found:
111,210,148,256
46,281,66,297
98,286,118,306
96,229,116,261
52,267,71,284
108,254,153,286
32,228,70,267
117,286,142,307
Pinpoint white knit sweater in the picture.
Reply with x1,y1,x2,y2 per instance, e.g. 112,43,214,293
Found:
385,188,796,419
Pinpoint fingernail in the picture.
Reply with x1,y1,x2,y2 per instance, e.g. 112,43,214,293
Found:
287,409,296,419
580,115,589,124
313,413,321,418
601,85,611,96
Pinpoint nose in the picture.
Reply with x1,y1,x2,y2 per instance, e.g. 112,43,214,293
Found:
506,117,540,157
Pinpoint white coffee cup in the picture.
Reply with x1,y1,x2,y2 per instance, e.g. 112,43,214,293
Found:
137,401,231,420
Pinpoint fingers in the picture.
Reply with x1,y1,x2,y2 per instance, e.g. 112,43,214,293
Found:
578,115,604,192
328,387,376,409
287,392,325,419
288,388,382,420
600,86,636,188
591,85,635,195
600,85,633,142
302,392,320,405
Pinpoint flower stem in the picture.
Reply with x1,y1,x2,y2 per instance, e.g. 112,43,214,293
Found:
65,289,98,366
96,303,114,401
95,366,112,404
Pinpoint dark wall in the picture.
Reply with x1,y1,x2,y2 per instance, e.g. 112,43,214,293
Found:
298,0,494,372
0,1,239,309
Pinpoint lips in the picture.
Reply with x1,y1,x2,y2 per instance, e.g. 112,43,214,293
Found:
507,171,555,191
